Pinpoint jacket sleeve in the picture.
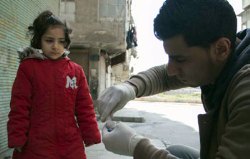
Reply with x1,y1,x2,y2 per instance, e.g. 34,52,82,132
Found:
75,67,101,145
216,66,250,158
7,62,32,148
134,139,178,159
126,64,187,97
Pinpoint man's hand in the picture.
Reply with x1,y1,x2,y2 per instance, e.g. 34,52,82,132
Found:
96,83,136,122
102,121,144,156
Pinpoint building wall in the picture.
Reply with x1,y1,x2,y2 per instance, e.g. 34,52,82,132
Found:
243,0,250,8
61,0,129,51
241,0,250,28
98,54,106,94
0,0,60,155
241,9,250,29
111,67,130,84
60,0,133,99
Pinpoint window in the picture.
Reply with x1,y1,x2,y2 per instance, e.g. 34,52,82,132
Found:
60,0,75,22
99,0,126,21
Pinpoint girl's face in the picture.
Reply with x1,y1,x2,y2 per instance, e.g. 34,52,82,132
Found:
41,26,66,60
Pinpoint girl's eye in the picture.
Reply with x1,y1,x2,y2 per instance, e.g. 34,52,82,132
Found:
45,39,54,43
59,40,66,44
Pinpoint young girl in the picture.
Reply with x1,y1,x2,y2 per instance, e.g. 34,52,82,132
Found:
7,10,101,159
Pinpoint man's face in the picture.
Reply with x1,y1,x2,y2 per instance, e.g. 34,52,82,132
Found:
163,35,224,87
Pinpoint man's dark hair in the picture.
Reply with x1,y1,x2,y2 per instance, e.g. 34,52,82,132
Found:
154,0,237,48
28,10,71,49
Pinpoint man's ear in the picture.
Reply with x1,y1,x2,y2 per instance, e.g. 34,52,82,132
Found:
214,37,231,61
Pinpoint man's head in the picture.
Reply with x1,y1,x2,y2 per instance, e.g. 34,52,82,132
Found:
154,0,237,48
154,0,237,87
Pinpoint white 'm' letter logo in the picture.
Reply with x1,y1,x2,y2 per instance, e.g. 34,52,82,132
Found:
66,76,78,89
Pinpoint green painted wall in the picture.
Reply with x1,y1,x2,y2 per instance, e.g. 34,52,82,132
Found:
0,0,60,154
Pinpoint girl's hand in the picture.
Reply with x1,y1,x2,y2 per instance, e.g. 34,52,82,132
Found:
85,143,94,147
14,147,22,152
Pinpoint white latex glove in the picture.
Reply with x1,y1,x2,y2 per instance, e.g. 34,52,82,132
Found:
102,121,144,156
97,83,136,122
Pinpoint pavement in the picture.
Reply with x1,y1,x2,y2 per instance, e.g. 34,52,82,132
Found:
0,101,203,159
86,100,203,159
86,105,167,159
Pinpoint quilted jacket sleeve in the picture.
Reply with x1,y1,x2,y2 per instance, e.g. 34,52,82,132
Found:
215,65,250,158
7,62,32,148
134,139,178,159
75,67,101,145
126,64,187,97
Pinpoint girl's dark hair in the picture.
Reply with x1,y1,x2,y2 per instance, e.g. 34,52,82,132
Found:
28,10,71,49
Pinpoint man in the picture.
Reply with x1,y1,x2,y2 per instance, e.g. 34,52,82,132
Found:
97,0,250,158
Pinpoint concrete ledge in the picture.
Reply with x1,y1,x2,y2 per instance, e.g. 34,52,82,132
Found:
112,116,145,123
96,108,145,123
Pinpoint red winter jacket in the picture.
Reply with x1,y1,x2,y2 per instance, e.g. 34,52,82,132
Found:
7,58,101,159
